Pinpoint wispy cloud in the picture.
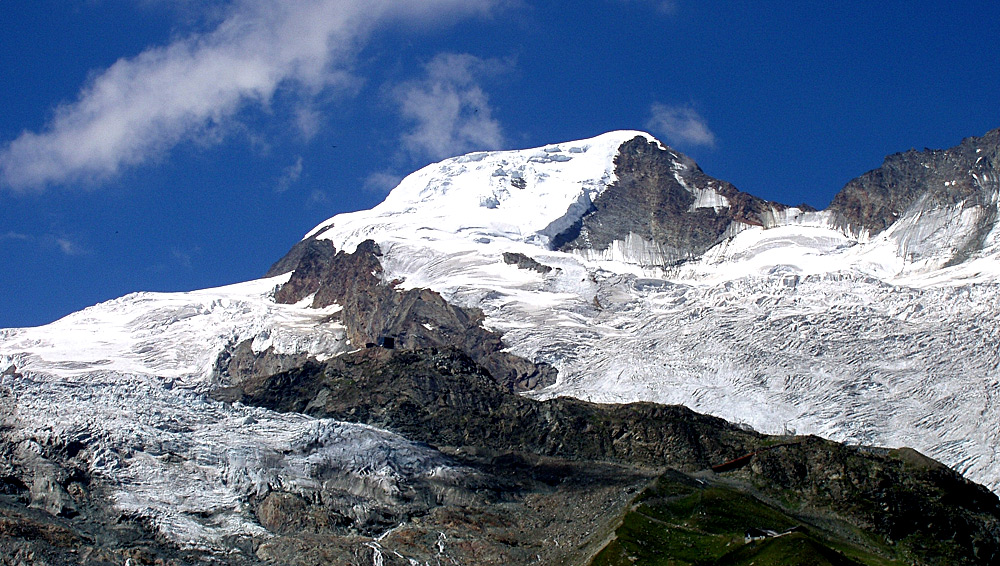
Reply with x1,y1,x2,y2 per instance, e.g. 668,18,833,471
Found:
306,189,332,208
171,246,201,269
618,0,678,15
54,237,86,256
362,171,403,194
293,104,323,141
275,155,304,193
654,0,678,14
1,231,86,255
646,102,716,149
0,0,502,191
0,231,30,242
394,53,507,160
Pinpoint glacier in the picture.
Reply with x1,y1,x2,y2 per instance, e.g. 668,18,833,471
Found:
2,129,999,550
0,276,462,548
306,130,1000,491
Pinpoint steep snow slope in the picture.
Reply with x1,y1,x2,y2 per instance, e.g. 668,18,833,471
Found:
1,129,998,550
306,131,656,253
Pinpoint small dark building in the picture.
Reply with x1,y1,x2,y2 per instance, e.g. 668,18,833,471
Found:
377,336,395,349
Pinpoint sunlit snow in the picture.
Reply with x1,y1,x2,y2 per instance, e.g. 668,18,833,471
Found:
2,131,999,547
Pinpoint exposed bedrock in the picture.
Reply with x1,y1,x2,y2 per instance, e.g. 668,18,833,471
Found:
264,237,556,392
827,128,1000,256
223,347,758,470
225,346,1000,566
556,135,786,263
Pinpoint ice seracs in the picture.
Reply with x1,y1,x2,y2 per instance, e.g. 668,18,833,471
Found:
2,128,999,550
306,129,1000,492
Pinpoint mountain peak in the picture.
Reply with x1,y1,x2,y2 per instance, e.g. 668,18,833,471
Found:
827,127,1000,269
3,128,1000,563
554,134,788,266
304,131,663,252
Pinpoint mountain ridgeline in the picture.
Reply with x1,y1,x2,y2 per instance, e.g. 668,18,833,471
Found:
827,128,1000,263
2,128,1000,565
554,135,788,263
829,129,1000,233
555,129,1000,267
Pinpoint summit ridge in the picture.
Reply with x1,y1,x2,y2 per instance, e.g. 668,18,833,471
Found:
2,128,1000,563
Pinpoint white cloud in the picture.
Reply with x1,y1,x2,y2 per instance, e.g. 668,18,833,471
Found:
0,231,30,242
171,247,201,269
54,237,87,256
655,0,678,14
652,0,678,14
306,189,331,207
275,155,304,193
394,53,507,160
646,103,716,149
294,104,323,141
0,230,88,255
362,171,403,194
0,0,502,190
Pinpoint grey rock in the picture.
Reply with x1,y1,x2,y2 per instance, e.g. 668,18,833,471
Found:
502,252,553,274
267,239,557,392
555,136,786,263
827,128,1000,251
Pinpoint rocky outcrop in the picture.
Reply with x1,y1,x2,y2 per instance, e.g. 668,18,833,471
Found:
502,252,553,274
223,347,759,469
264,230,338,279
249,456,652,566
741,441,1000,564
226,346,1000,566
267,238,556,391
594,445,1000,566
552,131,1000,269
556,136,786,264
827,128,1000,246
213,340,314,387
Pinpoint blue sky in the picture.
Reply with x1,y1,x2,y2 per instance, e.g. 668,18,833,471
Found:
2,0,999,328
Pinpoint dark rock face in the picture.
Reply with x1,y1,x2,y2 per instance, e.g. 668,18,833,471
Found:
271,238,384,308
226,346,1000,566
221,349,672,565
594,447,1000,566
249,456,652,566
264,231,338,278
267,238,556,392
502,252,553,274
743,442,1000,565
225,347,758,470
213,340,313,387
828,128,1000,243
556,136,785,263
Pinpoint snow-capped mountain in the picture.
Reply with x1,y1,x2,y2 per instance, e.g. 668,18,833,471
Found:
0,277,467,550
302,128,1000,490
2,128,999,561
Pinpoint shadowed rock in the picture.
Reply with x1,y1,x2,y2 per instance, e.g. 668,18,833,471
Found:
827,128,1000,261
267,238,556,392
556,136,786,264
